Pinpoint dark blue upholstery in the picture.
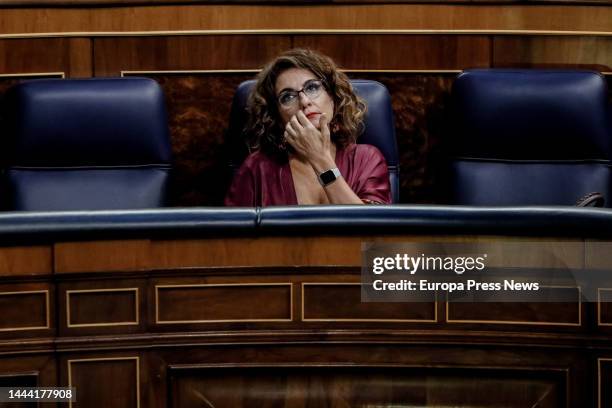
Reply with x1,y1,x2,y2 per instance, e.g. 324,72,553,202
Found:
451,69,612,206
4,77,172,211
1,206,612,243
226,79,400,202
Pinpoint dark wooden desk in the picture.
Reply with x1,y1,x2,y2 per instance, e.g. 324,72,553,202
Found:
1,231,610,407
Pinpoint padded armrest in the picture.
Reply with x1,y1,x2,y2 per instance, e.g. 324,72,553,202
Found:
1,206,612,243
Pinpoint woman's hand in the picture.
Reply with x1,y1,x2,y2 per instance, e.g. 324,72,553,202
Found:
284,111,335,172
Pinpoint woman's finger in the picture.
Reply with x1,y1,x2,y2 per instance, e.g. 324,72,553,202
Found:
290,115,303,132
319,113,330,139
285,123,297,137
296,111,313,128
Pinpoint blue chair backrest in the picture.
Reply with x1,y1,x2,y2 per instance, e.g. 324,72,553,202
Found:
450,69,612,206
226,79,400,203
3,77,172,211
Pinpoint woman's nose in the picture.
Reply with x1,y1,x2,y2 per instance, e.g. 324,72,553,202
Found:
298,91,312,107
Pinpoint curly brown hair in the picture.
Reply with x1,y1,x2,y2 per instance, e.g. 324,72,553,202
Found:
245,48,367,160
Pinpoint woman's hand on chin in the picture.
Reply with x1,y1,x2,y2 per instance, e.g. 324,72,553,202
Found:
284,112,335,172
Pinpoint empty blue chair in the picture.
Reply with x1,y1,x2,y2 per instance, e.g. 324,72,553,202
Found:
450,69,612,206
226,79,400,203
3,77,172,211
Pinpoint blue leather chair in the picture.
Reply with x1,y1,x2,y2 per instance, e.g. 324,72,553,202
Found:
226,79,400,203
450,69,612,206
3,77,172,211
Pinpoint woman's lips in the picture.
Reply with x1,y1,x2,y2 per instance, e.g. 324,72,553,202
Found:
306,112,320,119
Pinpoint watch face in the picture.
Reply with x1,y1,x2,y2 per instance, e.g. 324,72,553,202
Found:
319,169,337,185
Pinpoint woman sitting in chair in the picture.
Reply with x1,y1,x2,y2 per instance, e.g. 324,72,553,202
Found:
225,48,391,206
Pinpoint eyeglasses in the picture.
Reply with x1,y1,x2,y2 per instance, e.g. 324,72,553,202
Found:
277,79,325,108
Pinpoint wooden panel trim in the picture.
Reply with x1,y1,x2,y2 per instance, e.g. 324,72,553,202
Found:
121,69,259,76
2,29,612,39
121,69,464,75
66,288,139,328
301,282,438,322
0,72,64,78
0,290,50,332
598,288,612,327
446,285,582,326
67,356,140,408
155,283,294,324
4,0,611,6
599,358,612,408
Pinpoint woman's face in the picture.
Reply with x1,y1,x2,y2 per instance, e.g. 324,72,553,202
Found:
274,68,334,130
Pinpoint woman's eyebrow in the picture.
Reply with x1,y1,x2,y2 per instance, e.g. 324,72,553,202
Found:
277,79,318,95
277,87,295,94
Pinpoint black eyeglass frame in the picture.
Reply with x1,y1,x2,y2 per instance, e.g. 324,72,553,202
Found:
276,79,326,108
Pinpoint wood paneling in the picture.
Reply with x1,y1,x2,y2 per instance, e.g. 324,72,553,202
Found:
0,38,91,76
347,72,455,203
156,283,292,323
0,372,37,408
59,279,146,336
0,288,49,331
599,289,612,325
601,359,612,408
54,240,151,273
168,365,564,408
447,300,581,326
3,0,611,5
302,282,436,321
67,289,138,327
67,356,139,408
0,234,606,406
94,35,290,76
148,74,254,206
0,246,52,276
294,35,490,70
152,237,366,268
0,5,610,34
0,355,56,389
493,36,612,71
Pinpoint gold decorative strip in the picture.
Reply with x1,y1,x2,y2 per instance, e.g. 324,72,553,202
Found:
121,69,610,77
0,29,612,39
66,288,139,328
0,290,50,332
446,285,582,326
121,69,259,76
301,282,437,323
68,356,140,408
122,69,464,76
155,283,293,324
0,72,65,78
598,288,612,326
599,358,612,408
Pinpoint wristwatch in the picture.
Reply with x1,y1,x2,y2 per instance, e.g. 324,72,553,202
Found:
318,167,341,187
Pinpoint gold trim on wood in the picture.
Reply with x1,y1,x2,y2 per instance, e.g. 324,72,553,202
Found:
1,29,612,39
598,288,612,326
155,283,293,324
68,356,140,408
121,69,260,76
301,282,437,323
66,288,139,328
121,69,464,76
344,69,462,74
120,69,609,77
0,290,50,332
598,358,612,408
446,285,582,326
0,72,65,78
